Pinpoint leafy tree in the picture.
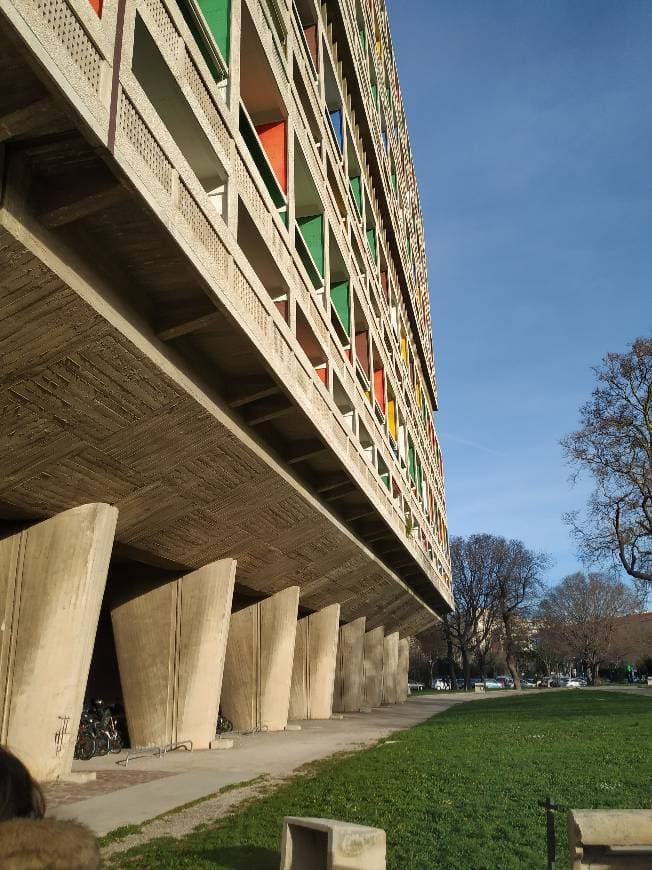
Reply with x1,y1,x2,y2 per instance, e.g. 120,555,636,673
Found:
562,336,652,589
538,571,642,684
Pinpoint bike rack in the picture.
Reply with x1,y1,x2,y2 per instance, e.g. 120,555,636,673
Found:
116,740,193,767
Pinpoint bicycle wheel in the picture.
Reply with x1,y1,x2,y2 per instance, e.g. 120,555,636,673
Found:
109,732,124,754
94,732,109,756
75,734,95,761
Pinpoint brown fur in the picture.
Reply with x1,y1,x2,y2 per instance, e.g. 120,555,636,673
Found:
0,817,100,869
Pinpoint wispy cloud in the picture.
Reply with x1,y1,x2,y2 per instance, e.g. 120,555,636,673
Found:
439,431,506,457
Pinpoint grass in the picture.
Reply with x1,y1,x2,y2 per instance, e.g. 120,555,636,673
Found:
106,691,651,869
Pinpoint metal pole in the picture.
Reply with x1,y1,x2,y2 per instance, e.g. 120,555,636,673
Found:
539,796,557,870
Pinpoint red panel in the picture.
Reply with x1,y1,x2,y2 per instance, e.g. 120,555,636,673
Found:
380,270,388,300
374,368,385,411
88,0,103,14
303,24,319,70
275,299,288,321
315,365,328,385
256,120,288,193
355,331,369,377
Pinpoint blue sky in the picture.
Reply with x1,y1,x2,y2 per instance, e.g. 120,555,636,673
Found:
386,0,652,584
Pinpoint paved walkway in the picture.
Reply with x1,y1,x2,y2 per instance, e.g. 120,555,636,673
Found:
51,692,484,836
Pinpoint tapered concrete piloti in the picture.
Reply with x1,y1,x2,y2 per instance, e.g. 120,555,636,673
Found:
221,586,300,732
363,626,385,708
382,632,400,705
397,638,410,702
0,504,117,780
111,559,236,749
333,616,366,713
289,603,340,720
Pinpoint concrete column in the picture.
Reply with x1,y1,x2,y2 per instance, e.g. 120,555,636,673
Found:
0,503,117,780
333,616,366,713
363,626,384,708
111,559,236,749
382,632,400,705
397,638,410,703
221,586,299,732
289,603,340,721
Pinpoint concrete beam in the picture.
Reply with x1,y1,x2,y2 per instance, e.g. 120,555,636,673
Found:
156,310,222,341
382,632,399,705
285,438,329,464
289,603,340,720
333,617,366,713
363,626,385,708
221,586,299,731
397,638,409,703
111,559,236,749
39,181,126,228
228,379,281,408
244,395,294,426
0,503,117,780
0,97,59,142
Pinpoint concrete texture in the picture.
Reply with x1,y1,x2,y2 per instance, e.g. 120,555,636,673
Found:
568,809,652,869
111,559,236,749
221,586,300,732
289,603,340,720
54,693,489,837
333,617,366,713
363,626,385,708
281,816,386,870
397,638,409,703
0,504,117,781
382,633,399,705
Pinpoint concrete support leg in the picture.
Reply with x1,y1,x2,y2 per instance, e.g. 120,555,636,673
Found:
397,638,410,703
333,617,366,713
289,603,340,721
111,559,236,749
363,626,385,708
0,504,117,780
382,632,400,705
221,586,299,732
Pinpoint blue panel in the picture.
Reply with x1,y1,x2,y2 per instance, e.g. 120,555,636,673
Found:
329,108,343,152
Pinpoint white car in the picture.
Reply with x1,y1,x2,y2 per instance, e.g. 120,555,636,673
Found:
408,681,425,692
567,677,587,687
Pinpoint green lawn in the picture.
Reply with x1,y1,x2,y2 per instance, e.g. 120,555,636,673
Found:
107,692,651,869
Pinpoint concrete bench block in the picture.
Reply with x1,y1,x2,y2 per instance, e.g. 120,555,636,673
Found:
474,683,485,693
568,809,652,869
281,817,386,870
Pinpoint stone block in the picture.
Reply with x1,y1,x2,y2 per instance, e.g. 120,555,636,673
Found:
568,809,652,869
281,816,386,870
381,633,399,705
397,638,409,702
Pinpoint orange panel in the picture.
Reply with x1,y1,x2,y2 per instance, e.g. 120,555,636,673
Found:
315,365,328,385
88,0,103,14
256,120,287,194
374,368,385,412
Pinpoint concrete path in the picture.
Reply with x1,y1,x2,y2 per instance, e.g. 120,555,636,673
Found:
52,692,485,836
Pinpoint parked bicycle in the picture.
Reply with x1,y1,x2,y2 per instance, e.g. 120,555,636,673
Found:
73,700,125,759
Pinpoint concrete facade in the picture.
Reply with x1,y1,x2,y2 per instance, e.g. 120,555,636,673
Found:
289,604,340,721
397,638,410,703
0,504,117,780
111,559,235,749
363,627,385,709
0,0,454,777
382,633,400,706
221,586,300,731
333,617,366,713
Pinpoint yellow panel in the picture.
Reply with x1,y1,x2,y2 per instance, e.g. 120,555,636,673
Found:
387,399,397,439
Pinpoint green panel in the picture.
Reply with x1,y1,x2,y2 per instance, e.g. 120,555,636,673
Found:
408,445,416,481
371,82,379,110
359,27,366,52
350,176,362,215
366,227,377,262
330,280,350,334
416,461,423,497
380,471,390,490
197,0,231,62
298,213,324,276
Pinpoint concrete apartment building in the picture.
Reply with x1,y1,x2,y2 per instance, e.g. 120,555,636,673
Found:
0,0,452,780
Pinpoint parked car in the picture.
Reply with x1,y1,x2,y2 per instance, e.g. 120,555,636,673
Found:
567,677,587,688
408,681,425,692
483,679,503,690
495,675,514,688
520,679,536,688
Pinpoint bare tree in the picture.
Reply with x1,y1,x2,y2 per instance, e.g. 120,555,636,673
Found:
493,539,551,689
447,535,503,690
538,572,642,684
562,336,652,589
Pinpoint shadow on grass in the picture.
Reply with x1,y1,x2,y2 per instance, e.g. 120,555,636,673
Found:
185,845,280,869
